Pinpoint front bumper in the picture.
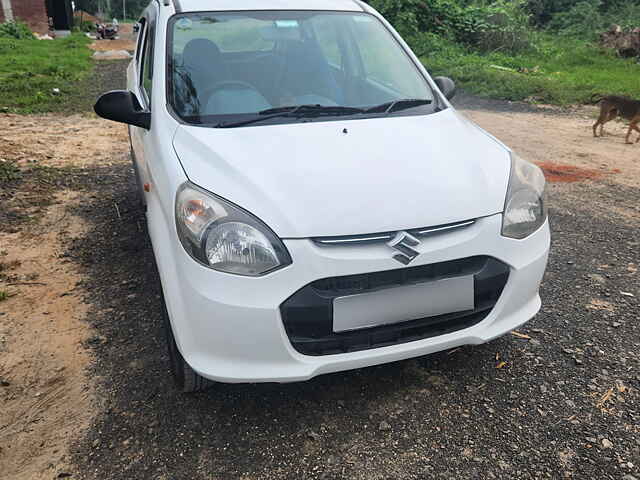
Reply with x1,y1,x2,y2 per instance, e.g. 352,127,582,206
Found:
158,213,550,383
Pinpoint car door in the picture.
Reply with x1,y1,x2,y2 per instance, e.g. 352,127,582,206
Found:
129,6,157,206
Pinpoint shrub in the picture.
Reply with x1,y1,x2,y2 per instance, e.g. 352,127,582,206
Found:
527,0,580,26
0,161,21,184
365,0,421,37
547,0,640,38
411,31,468,58
467,0,533,52
602,3,640,31
548,0,604,37
75,19,95,32
0,21,35,39
368,0,533,53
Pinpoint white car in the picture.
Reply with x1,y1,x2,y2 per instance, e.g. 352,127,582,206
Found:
95,0,550,392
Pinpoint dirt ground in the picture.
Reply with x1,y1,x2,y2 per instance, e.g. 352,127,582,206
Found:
0,116,129,479
0,190,93,479
463,106,640,189
0,87,638,479
88,23,136,53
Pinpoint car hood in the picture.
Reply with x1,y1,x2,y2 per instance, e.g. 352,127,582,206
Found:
172,109,511,238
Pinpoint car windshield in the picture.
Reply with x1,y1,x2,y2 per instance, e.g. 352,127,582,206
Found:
168,11,436,125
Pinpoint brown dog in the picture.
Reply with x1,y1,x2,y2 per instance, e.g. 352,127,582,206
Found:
592,95,640,144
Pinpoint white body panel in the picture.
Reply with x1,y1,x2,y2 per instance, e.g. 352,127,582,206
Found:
172,111,510,238
158,213,549,383
123,0,551,383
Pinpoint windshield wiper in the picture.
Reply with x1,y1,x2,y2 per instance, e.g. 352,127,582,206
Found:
365,98,432,114
215,104,365,128
260,105,365,116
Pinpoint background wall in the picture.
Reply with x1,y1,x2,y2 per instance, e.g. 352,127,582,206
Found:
1,0,49,33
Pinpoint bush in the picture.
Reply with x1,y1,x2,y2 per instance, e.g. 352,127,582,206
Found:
75,19,95,32
547,0,640,38
548,0,604,37
416,31,640,105
370,0,640,39
0,160,21,184
411,31,469,59
0,21,34,40
527,0,579,26
470,0,533,52
602,3,640,31
368,0,533,53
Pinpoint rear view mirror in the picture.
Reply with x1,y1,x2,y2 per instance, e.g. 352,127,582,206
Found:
94,90,151,129
433,76,456,100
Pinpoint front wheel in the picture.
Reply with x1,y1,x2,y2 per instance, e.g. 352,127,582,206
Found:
161,293,213,393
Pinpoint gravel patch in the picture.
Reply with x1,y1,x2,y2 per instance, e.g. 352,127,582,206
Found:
4,63,637,478
59,59,129,114
64,108,640,479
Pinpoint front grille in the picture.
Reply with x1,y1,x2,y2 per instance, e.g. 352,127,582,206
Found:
280,256,509,356
312,219,475,245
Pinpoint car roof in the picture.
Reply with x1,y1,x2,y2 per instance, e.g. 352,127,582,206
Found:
175,0,365,13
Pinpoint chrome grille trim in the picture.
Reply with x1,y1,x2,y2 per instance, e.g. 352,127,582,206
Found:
314,233,395,245
312,219,476,246
414,219,475,236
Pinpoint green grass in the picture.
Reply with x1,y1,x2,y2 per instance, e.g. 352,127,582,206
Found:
0,34,93,113
0,160,21,183
419,33,640,105
0,26,637,111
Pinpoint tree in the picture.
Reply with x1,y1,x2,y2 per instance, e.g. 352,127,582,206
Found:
75,0,148,20
112,0,149,20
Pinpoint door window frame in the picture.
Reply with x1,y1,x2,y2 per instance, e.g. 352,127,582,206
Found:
138,6,158,109
134,18,146,64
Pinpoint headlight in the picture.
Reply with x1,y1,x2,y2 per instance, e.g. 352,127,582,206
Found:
501,153,547,239
175,182,291,276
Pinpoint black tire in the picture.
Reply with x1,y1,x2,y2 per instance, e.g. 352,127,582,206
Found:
161,294,213,393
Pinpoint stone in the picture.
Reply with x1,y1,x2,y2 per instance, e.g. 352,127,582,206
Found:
379,421,391,431
93,50,132,60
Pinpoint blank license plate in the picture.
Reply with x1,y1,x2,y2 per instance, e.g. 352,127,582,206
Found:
332,275,474,333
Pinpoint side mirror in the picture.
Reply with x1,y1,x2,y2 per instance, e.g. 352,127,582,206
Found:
433,76,456,101
94,90,150,129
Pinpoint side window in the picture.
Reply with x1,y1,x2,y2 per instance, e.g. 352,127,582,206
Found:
135,18,146,65
140,22,154,102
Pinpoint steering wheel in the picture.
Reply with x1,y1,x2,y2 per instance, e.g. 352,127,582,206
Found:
199,80,260,106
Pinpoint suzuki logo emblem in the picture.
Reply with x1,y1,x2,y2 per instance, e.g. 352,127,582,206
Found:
387,231,420,265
